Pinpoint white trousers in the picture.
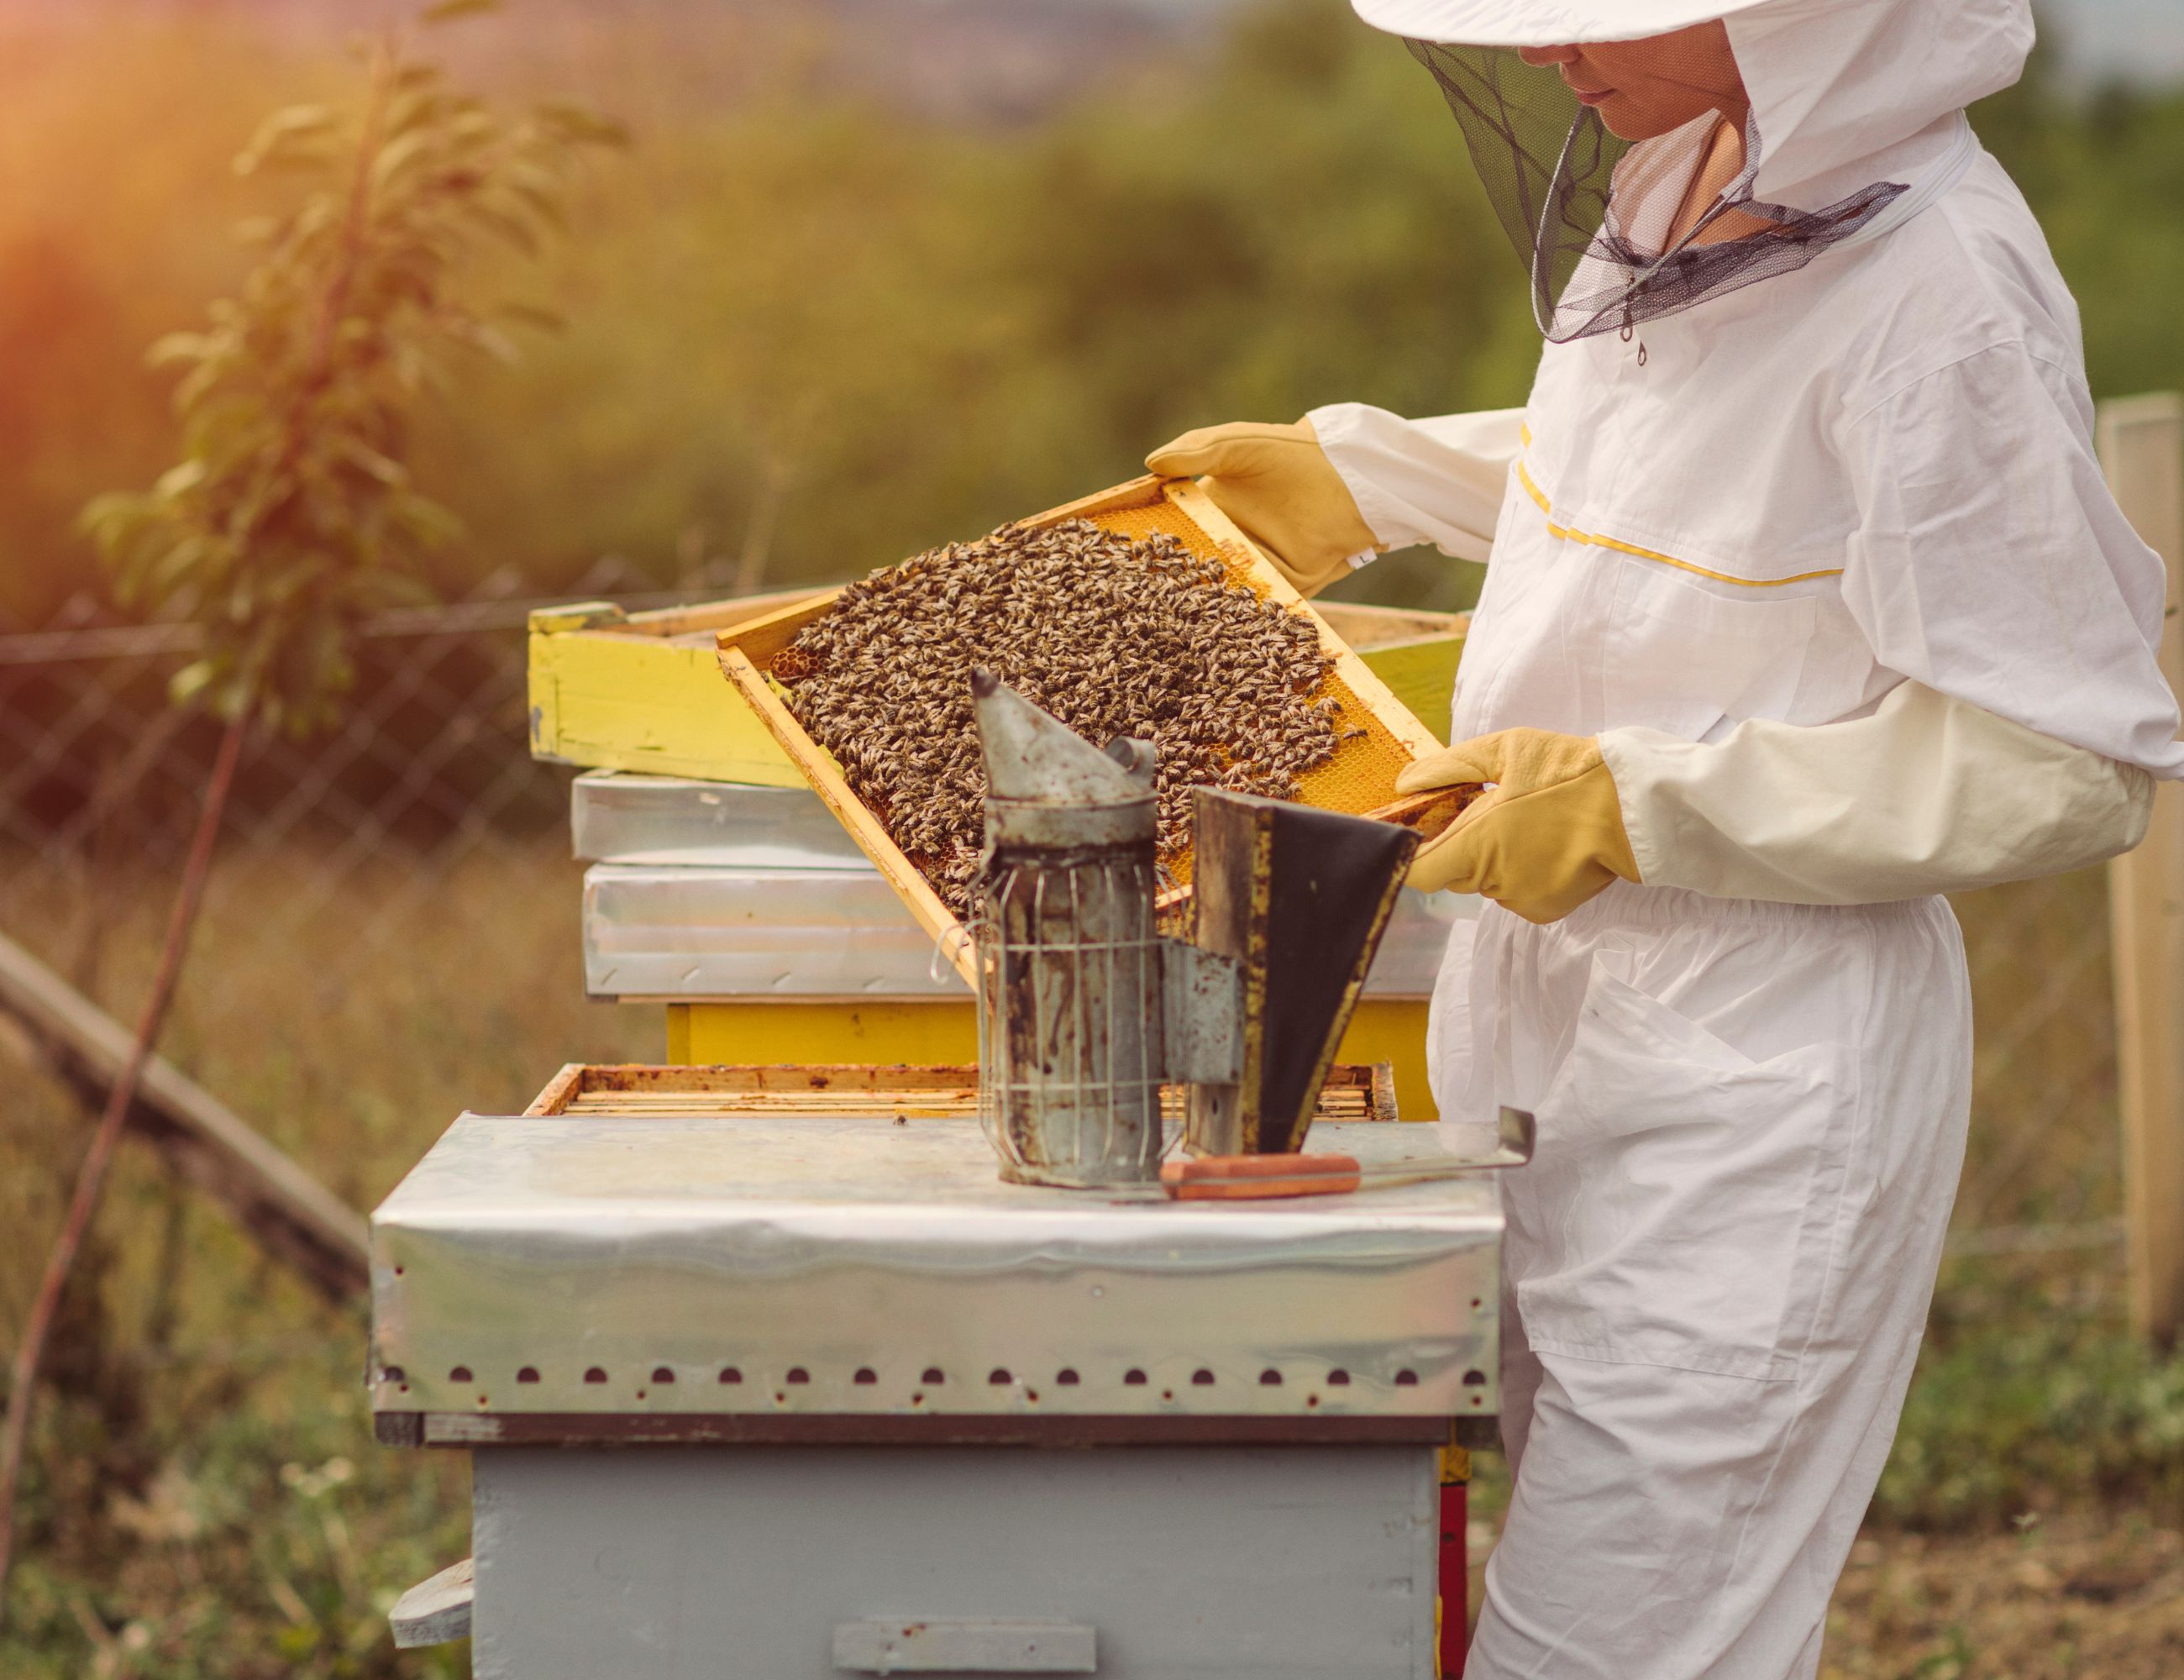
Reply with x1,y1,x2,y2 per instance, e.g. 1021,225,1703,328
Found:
1431,884,1971,1680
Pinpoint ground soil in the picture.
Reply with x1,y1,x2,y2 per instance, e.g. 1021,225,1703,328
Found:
1822,1515,2184,1680
1464,1511,2184,1678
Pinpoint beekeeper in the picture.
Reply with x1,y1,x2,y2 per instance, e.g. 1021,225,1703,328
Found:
1148,1,2181,1674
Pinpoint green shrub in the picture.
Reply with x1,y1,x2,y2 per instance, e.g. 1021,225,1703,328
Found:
1875,1262,2184,1530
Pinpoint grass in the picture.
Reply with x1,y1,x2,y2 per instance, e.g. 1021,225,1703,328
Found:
0,834,653,1677
1878,1257,2184,1532
1823,1509,2184,1678
3,1341,471,1680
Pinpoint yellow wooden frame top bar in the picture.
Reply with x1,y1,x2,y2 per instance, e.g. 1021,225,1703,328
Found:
527,570,1463,790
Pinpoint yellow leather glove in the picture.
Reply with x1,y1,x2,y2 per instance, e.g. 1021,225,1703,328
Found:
1146,418,1382,598
1395,728,1642,924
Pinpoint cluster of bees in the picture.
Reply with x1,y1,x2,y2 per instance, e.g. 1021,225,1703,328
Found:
774,518,1358,912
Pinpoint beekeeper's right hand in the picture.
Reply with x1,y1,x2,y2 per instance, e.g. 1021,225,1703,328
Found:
1147,419,1382,598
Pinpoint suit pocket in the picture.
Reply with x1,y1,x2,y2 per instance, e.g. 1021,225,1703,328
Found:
1601,564,1817,743
1510,961,1856,1381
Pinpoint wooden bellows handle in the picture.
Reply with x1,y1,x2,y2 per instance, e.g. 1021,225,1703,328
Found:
1160,1153,1365,1200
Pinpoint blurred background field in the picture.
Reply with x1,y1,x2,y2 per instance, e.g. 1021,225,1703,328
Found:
8,0,2182,637
2,1,2182,1674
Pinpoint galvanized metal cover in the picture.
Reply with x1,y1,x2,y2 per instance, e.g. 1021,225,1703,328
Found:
572,769,868,869
370,1114,1500,1421
574,774,1476,1001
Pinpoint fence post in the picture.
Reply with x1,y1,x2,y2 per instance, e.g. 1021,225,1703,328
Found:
2103,392,2184,1347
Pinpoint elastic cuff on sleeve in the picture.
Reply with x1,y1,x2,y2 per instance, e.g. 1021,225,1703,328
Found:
1306,402,1415,552
1597,726,1689,890
1306,402,1514,564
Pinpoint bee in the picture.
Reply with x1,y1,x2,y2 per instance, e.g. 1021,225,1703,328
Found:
774,516,1360,913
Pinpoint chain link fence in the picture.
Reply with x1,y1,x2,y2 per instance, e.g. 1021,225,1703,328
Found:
0,576,2130,1252
0,564,696,1346
0,562,662,1022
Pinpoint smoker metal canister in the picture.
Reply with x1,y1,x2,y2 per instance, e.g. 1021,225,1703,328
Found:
971,674,1167,1188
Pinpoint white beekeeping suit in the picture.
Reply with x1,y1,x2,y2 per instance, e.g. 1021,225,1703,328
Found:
1149,1,2180,1676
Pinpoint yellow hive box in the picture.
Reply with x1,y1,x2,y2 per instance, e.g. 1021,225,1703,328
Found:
528,572,1464,787
524,1060,1399,1123
664,999,1440,1125
528,588,829,786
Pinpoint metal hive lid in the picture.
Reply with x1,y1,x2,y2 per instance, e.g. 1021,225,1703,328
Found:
368,1112,1502,1423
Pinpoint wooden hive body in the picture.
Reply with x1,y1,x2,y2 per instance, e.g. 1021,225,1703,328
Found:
522,1061,1397,1123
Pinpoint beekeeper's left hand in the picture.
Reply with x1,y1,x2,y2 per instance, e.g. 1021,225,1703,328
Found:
1146,419,1382,597
1397,727,1641,922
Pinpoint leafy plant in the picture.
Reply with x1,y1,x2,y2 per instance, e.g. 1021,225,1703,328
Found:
1875,1260,2184,1530
80,0,625,736
0,0,621,1624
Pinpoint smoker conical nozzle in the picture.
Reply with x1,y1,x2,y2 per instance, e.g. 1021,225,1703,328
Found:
972,669,1154,806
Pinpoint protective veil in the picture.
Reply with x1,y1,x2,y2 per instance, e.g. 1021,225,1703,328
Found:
1311,2,2184,1676
1386,0,1923,343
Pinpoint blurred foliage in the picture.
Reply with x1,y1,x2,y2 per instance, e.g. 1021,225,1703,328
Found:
18,2,2172,632
414,0,1537,617
2,1345,472,1680
1876,1257,2184,1531
75,1,622,735
0,841,654,1677
1971,32,2184,410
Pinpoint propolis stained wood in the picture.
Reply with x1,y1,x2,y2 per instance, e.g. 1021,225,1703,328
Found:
517,1060,1397,1123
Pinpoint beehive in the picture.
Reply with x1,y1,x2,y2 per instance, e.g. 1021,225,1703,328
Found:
717,475,1446,986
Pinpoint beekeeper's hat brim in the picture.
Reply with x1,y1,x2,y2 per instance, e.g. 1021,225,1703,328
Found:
1352,0,1774,46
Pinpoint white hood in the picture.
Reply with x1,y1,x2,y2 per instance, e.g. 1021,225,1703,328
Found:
1727,0,2032,207
1354,0,1779,39
1355,0,2034,213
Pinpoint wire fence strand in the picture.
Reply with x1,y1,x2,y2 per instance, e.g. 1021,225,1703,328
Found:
0,564,657,1037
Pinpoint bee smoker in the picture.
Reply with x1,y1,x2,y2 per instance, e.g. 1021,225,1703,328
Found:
970,672,1420,1187
972,670,1166,1186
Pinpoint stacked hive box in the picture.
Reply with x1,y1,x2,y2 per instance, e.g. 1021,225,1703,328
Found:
530,504,1473,1119
375,541,1494,1677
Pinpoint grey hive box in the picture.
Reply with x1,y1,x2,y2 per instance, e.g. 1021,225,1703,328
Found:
371,1100,1502,1677
571,769,1476,1004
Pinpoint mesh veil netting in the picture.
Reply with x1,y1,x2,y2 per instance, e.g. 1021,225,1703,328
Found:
1405,41,1908,344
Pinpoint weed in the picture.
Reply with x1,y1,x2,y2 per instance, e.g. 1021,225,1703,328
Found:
0,839,653,1675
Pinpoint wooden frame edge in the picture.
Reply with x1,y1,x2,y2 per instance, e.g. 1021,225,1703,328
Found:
716,646,978,989
1165,479,1444,759
523,1063,586,1116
